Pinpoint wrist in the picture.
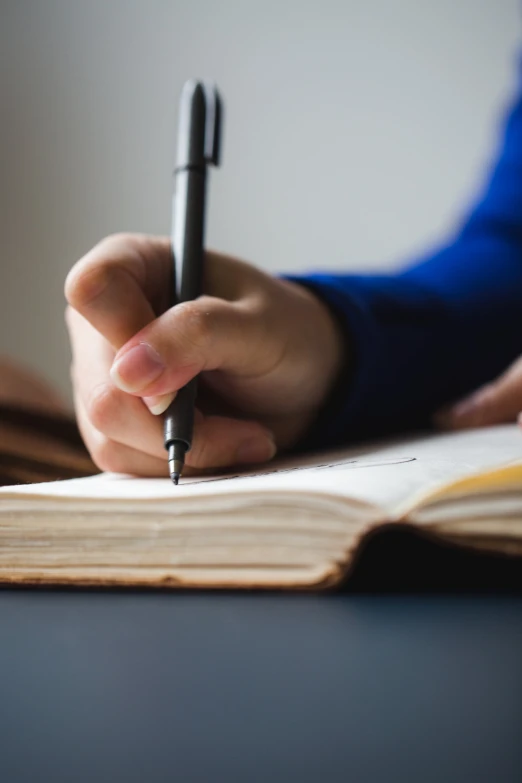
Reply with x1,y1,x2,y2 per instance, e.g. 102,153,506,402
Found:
282,278,348,410
278,276,354,451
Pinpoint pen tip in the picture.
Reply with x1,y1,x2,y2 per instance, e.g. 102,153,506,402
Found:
168,454,184,486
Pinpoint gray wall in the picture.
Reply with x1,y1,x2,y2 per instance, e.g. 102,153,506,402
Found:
1,0,520,398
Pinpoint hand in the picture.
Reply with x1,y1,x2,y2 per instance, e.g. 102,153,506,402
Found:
65,234,345,476
435,355,522,430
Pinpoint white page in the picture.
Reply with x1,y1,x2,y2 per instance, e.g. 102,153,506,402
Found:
1,425,521,515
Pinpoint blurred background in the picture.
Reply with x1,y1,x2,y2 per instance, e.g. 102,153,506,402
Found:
0,0,520,400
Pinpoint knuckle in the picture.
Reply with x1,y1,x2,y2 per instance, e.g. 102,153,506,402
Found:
65,261,113,310
100,231,134,248
178,300,217,347
86,383,121,434
64,234,132,309
96,232,142,261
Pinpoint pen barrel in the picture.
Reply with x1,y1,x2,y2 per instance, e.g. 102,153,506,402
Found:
172,168,207,303
164,378,198,452
163,80,222,471
164,167,206,457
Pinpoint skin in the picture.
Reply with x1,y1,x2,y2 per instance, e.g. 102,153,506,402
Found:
64,233,522,478
64,233,345,476
435,356,522,432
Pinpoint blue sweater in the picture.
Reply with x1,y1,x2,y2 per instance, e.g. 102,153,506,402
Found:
293,65,522,448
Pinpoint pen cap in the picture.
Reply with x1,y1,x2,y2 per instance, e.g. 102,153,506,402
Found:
176,81,222,169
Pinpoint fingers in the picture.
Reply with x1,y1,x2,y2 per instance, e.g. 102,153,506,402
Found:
65,233,172,350
67,307,167,459
109,294,277,399
76,391,275,476
76,379,276,476
75,392,169,477
65,236,277,413
186,409,276,470
65,235,256,351
435,356,522,430
67,307,277,475
65,234,284,475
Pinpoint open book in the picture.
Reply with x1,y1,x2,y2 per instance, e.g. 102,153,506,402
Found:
0,424,521,589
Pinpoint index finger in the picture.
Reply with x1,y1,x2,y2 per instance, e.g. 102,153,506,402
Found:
65,233,172,350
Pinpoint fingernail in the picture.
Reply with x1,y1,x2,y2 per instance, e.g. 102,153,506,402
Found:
110,343,165,393
236,436,277,465
143,392,176,416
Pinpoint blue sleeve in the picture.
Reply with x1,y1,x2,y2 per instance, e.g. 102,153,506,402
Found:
288,65,522,448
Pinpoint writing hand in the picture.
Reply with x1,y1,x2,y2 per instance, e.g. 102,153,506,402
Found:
65,234,344,476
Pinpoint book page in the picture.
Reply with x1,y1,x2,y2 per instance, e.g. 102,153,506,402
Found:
1,425,521,515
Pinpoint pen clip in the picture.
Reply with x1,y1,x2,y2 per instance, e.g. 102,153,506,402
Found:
176,81,223,170
202,83,222,167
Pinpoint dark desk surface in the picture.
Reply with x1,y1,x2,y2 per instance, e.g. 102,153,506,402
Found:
0,590,521,783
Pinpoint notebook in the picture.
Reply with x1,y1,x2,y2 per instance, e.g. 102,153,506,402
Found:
0,424,521,589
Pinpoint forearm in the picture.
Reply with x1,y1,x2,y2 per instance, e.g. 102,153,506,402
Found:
288,62,522,449
291,235,522,447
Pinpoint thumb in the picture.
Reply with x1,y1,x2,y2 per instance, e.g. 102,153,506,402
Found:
435,356,522,430
109,295,272,399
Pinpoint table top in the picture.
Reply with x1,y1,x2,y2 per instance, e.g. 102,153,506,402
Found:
0,589,521,783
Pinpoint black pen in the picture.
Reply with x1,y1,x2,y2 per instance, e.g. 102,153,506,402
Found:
164,81,222,485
